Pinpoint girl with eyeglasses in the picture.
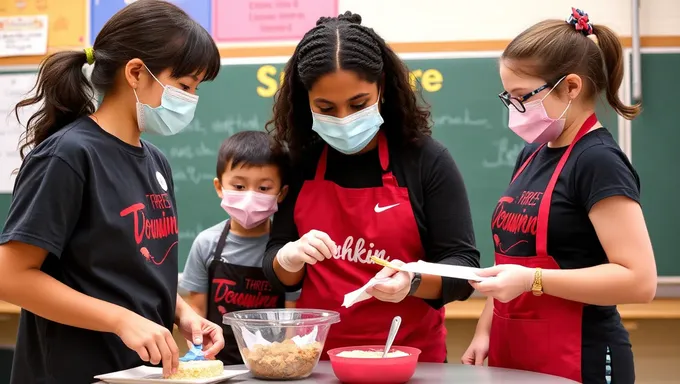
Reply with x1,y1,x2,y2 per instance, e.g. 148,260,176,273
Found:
462,8,656,384
0,1,224,382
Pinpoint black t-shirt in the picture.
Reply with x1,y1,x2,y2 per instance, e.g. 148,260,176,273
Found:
263,134,481,309
0,117,179,384
493,128,638,382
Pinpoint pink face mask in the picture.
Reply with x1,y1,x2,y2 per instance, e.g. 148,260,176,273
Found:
220,190,279,229
508,80,571,144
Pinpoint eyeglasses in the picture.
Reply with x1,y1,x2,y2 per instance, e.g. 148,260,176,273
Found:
498,83,552,113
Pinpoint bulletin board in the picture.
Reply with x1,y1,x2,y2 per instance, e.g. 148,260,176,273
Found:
0,0,86,47
0,0,86,65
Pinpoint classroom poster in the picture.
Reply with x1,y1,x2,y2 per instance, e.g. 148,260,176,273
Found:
0,72,38,193
90,0,212,45
0,0,86,48
212,0,338,42
0,15,48,57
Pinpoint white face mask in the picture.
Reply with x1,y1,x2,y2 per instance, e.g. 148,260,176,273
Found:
133,64,199,136
311,97,384,154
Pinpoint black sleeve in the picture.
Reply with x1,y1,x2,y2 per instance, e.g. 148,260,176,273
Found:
421,147,481,308
263,171,305,292
0,155,84,257
573,145,640,211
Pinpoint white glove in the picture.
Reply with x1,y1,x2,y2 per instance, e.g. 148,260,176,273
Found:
276,230,337,272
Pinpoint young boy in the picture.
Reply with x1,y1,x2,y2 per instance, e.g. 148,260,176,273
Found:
179,131,298,365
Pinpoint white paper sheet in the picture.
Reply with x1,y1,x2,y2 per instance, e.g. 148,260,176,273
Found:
401,260,487,282
0,72,39,193
94,365,248,384
0,15,48,57
342,277,391,308
240,325,318,348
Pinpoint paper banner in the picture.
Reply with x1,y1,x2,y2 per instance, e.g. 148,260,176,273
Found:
0,72,39,193
212,0,338,42
0,15,48,57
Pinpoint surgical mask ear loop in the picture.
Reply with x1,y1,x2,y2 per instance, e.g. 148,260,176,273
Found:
142,63,165,88
539,76,571,119
540,76,567,102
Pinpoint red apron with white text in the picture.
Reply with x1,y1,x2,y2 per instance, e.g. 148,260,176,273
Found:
294,132,447,362
488,114,598,383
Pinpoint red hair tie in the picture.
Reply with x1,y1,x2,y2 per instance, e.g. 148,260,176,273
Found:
567,7,594,36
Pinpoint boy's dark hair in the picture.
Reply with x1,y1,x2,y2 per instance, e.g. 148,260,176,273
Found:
265,11,432,163
216,131,289,184
14,0,221,159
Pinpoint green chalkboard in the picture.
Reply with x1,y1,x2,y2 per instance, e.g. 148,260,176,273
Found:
631,52,680,276
0,194,9,226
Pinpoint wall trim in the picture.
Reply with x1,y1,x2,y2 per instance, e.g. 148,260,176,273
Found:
1,36,679,66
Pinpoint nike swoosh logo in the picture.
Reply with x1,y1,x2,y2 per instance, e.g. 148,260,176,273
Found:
374,203,400,213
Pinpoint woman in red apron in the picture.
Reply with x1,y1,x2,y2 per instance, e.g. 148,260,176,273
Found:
463,9,656,384
262,11,481,363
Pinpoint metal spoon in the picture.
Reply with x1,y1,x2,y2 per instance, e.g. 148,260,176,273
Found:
382,316,402,358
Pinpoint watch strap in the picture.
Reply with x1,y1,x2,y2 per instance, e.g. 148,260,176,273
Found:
408,272,422,296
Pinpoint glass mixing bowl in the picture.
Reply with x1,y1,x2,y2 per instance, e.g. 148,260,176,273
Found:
223,309,340,380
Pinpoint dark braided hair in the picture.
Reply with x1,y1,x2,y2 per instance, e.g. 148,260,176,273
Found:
266,11,431,163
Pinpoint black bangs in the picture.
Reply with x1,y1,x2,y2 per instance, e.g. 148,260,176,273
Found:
168,23,221,82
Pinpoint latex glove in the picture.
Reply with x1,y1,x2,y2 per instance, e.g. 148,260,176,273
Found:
461,333,489,365
176,310,224,360
367,259,414,303
276,230,337,272
115,311,180,378
470,264,534,303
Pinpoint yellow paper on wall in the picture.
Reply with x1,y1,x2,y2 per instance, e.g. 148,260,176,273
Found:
0,0,86,48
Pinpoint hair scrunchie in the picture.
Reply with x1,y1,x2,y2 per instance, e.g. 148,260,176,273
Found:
567,7,594,36
84,47,95,65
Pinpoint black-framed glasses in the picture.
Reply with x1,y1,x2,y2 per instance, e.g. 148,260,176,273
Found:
498,83,552,113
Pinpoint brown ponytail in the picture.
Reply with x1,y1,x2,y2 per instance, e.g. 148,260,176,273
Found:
502,11,641,121
592,24,641,119
14,50,96,160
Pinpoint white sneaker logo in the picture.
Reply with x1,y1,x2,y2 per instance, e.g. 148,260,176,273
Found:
374,203,400,213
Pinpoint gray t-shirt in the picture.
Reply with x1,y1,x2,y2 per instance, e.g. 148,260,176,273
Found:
180,220,300,301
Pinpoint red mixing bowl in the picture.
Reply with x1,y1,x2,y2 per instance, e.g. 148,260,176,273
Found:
327,345,421,383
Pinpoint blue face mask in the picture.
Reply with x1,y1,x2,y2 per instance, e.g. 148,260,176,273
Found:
134,65,198,136
311,99,384,154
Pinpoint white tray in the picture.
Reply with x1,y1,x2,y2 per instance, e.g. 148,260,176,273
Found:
94,366,249,384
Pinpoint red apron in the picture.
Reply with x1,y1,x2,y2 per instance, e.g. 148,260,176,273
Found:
488,114,598,383
294,132,447,362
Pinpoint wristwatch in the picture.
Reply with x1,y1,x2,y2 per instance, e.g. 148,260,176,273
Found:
531,268,544,296
408,272,422,296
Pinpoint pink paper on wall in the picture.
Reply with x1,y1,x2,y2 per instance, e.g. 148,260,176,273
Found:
212,0,339,42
